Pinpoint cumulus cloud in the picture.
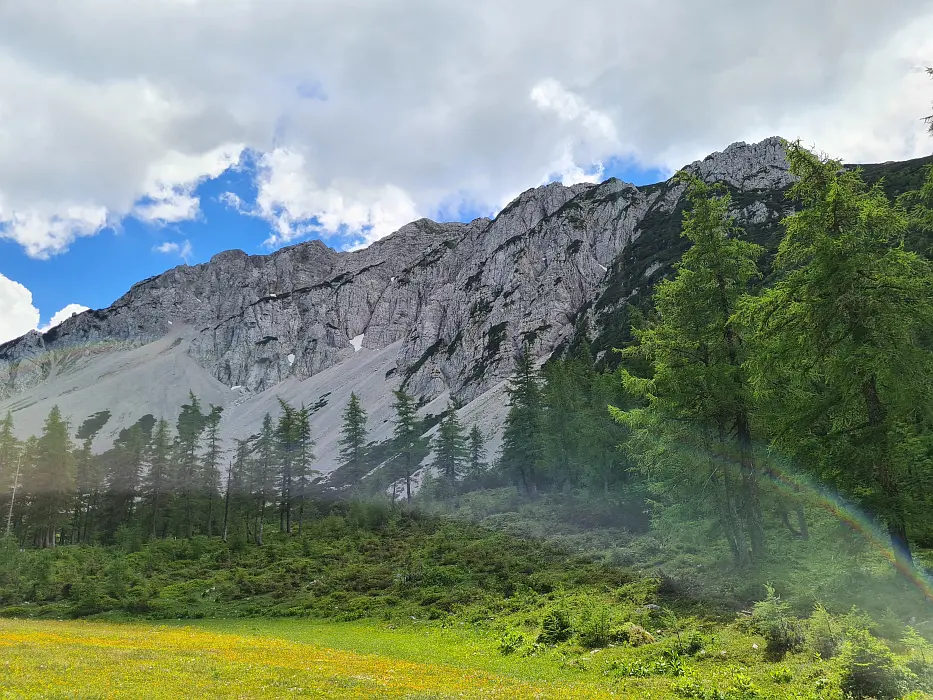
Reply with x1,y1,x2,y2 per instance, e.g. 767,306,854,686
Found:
0,274,87,344
0,1,931,257
154,239,193,262
0,274,41,344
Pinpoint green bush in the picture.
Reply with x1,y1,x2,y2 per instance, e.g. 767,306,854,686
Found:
750,584,805,659
837,629,915,699
537,606,573,645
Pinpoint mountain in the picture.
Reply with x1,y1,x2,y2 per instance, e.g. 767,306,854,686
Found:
1,137,929,473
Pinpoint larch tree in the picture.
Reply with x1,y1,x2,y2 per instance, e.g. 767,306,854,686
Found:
467,425,487,485
389,389,426,504
499,346,545,495
201,405,223,537
741,140,933,567
433,402,468,489
611,173,767,565
337,393,369,483
251,414,277,545
27,406,75,548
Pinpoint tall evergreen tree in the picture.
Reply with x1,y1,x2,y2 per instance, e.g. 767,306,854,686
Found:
201,405,223,537
275,399,297,533
499,347,545,495
433,402,467,486
0,412,21,536
389,389,426,504
250,414,277,545
293,404,316,534
337,393,369,482
467,425,487,484
741,141,933,566
172,393,206,538
611,173,767,565
143,419,172,539
25,406,75,548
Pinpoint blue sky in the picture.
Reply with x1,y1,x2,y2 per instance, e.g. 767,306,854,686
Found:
1,157,667,327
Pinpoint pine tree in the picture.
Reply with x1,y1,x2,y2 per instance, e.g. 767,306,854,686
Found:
172,393,206,538
293,404,316,534
337,393,369,483
467,425,487,485
251,414,277,545
201,405,223,537
611,173,767,564
0,412,21,537
25,406,75,548
143,419,172,539
275,399,297,533
499,347,545,495
389,389,426,504
741,141,933,566
433,402,467,488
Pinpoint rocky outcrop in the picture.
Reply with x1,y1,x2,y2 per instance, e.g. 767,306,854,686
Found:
0,137,797,410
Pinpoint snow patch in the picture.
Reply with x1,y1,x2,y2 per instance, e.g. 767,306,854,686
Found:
349,334,365,352
596,263,607,272
231,385,242,391
167,320,173,325
287,353,296,365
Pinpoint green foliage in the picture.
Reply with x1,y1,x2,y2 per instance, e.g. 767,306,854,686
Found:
838,629,915,699
537,606,574,645
750,584,805,659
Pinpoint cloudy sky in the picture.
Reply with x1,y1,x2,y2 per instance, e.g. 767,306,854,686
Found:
1,0,932,343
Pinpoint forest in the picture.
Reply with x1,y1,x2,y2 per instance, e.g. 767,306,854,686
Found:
3,139,933,699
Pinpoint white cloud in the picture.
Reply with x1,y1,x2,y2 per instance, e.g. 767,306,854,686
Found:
39,303,90,333
252,148,420,249
154,239,193,262
0,1,931,256
0,275,87,344
0,273,40,344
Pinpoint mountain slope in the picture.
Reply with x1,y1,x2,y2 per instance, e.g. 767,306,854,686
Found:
1,137,928,471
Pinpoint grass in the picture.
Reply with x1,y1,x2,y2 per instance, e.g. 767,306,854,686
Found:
7,615,929,699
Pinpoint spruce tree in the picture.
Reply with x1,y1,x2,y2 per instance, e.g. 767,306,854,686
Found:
293,405,316,534
26,406,75,548
742,141,933,566
611,173,767,564
251,414,277,545
172,393,206,538
275,399,297,533
0,412,21,537
389,389,426,504
433,402,467,488
201,405,223,537
337,393,368,483
143,419,172,539
467,425,487,485
499,346,544,495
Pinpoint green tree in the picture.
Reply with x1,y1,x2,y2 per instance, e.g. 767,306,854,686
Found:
467,425,487,485
337,393,369,483
275,399,297,533
389,389,427,504
250,414,277,545
611,173,767,565
741,141,933,566
433,402,468,488
0,412,22,537
25,406,75,548
143,419,172,539
293,405,316,534
201,405,223,537
500,346,545,495
171,393,206,538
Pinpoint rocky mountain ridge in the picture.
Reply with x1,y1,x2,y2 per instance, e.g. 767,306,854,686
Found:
12,135,903,464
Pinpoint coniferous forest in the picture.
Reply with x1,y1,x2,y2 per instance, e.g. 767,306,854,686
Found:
4,136,933,698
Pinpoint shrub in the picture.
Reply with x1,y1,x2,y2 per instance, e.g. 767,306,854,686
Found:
750,584,805,659
808,603,846,659
623,623,656,647
498,630,525,655
577,604,619,648
538,607,573,645
837,629,915,699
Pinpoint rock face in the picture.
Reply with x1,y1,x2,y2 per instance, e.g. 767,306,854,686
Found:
0,136,798,455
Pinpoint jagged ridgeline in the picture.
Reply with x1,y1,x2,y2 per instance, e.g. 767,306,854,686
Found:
0,137,931,474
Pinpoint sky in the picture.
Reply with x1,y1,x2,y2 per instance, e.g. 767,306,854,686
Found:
1,0,932,344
